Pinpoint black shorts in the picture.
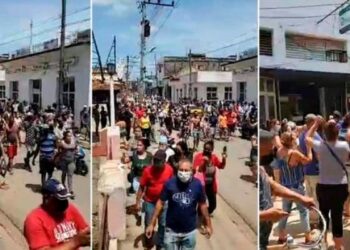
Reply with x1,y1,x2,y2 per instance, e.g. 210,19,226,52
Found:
39,158,54,174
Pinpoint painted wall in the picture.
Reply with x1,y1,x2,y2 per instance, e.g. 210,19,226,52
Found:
260,0,350,73
1,44,90,124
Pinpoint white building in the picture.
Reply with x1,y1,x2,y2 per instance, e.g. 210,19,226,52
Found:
223,56,257,104
260,0,350,124
170,70,232,105
0,41,90,125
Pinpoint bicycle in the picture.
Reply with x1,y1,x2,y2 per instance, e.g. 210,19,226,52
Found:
270,207,326,250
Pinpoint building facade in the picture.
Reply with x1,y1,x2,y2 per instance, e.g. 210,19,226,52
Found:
169,70,233,105
224,56,257,104
260,0,350,124
0,40,90,125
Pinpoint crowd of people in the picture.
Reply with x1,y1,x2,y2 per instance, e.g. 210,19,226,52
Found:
0,98,91,248
106,95,258,250
259,110,350,250
0,99,89,193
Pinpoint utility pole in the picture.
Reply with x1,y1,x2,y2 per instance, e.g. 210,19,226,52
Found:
139,0,174,96
154,53,158,96
139,1,146,95
58,0,66,108
126,56,130,86
188,49,192,101
29,19,33,53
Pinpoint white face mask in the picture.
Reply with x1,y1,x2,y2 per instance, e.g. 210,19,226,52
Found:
177,170,192,183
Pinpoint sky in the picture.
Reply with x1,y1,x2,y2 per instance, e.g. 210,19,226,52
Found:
260,0,350,37
93,0,257,78
0,0,90,55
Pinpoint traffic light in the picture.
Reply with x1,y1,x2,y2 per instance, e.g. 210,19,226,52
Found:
144,20,151,37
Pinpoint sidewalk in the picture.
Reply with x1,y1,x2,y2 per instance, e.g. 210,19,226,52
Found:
121,192,256,250
269,198,350,249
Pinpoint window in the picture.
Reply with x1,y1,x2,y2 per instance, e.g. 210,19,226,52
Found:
30,79,42,107
194,87,198,100
180,89,183,99
63,77,75,114
10,81,19,100
260,30,272,56
0,84,5,99
237,82,247,102
206,87,217,101
224,87,232,100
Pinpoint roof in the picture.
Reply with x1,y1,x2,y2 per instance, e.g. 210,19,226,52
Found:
0,41,90,64
220,55,257,66
92,79,124,91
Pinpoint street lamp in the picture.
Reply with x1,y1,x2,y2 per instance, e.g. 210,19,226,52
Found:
107,62,116,128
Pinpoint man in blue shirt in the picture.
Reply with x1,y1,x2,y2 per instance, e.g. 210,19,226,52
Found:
145,159,213,250
39,125,57,186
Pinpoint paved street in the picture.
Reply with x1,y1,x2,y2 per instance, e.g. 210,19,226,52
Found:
0,142,91,249
116,125,257,249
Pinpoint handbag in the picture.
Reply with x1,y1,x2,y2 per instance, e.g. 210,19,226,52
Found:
324,142,350,191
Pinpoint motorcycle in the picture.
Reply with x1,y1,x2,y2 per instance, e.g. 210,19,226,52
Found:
74,146,88,176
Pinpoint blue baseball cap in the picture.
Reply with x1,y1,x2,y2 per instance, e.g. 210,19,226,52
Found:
42,179,72,200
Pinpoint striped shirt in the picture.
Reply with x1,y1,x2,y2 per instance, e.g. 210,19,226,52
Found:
40,133,56,159
277,156,304,188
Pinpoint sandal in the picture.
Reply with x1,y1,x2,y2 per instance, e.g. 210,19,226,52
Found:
199,225,208,235
0,183,9,190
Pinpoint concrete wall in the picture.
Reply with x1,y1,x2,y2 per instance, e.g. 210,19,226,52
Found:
1,44,90,124
233,71,257,104
260,0,350,74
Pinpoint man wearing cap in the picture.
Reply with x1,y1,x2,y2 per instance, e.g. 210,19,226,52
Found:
298,114,322,227
135,149,174,249
24,179,90,249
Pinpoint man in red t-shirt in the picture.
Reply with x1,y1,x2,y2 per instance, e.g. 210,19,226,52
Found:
24,179,90,250
135,149,173,249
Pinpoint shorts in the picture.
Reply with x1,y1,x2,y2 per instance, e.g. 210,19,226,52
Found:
7,144,17,159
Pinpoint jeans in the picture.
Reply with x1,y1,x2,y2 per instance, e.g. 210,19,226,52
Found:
61,161,76,193
132,176,140,192
164,228,196,250
143,201,167,247
278,184,310,232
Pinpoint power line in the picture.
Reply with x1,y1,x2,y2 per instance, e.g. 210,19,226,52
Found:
261,14,336,19
0,18,90,48
261,2,344,10
150,0,181,40
317,0,350,24
205,36,257,54
0,6,90,41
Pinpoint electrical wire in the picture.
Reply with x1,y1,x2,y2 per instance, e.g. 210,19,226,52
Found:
205,36,257,54
261,2,344,10
150,0,181,40
260,14,336,19
0,18,90,48
0,6,90,41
